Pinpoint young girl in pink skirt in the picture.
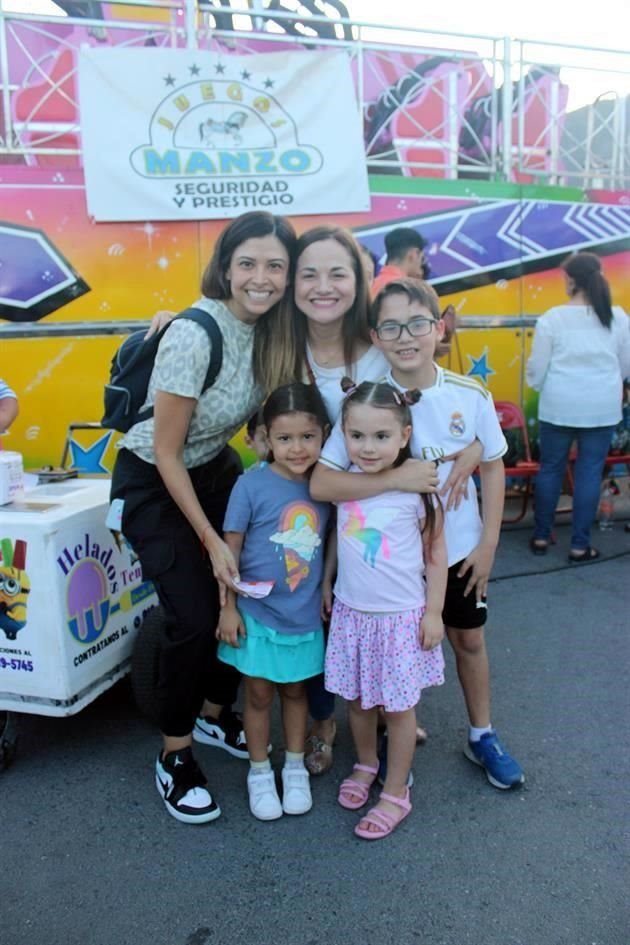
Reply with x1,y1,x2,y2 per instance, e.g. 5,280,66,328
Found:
324,380,447,840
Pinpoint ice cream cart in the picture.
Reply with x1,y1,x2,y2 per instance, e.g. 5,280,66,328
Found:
0,477,157,720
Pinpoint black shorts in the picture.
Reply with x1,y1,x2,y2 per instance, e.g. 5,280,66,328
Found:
442,559,488,630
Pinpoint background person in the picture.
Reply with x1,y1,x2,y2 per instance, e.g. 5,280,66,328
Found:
0,379,19,436
370,226,427,297
359,243,379,287
243,409,269,468
526,251,630,561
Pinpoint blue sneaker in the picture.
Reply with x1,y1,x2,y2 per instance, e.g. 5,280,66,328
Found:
464,730,524,790
376,732,414,788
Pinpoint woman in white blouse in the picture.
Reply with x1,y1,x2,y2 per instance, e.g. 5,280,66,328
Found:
526,251,630,561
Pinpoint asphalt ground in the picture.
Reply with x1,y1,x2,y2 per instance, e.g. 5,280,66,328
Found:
2,507,629,945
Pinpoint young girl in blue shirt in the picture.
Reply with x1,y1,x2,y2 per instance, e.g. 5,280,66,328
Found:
217,383,331,821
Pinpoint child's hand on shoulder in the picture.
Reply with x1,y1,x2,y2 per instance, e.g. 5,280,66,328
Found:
216,605,246,648
419,610,444,650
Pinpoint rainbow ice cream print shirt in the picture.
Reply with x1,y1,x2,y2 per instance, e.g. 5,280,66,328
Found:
223,465,330,634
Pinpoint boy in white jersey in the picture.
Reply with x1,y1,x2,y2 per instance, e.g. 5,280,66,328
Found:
311,279,524,790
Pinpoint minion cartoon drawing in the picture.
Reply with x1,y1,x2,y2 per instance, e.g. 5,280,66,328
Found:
0,538,30,641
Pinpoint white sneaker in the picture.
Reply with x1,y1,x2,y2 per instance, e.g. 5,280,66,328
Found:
281,764,312,815
247,770,283,821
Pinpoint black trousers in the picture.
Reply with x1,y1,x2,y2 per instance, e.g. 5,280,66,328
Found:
111,447,242,737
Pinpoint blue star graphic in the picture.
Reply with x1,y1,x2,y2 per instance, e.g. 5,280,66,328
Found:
163,74,176,87
189,64,201,76
68,432,113,474
215,63,226,75
264,78,274,89
466,349,495,384
241,70,252,80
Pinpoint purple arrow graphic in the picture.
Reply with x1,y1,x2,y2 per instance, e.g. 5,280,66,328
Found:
356,198,630,294
0,222,89,322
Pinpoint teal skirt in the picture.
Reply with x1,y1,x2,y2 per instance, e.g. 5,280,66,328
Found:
218,611,324,684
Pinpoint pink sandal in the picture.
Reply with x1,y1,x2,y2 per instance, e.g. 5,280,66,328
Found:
337,763,379,810
354,788,412,840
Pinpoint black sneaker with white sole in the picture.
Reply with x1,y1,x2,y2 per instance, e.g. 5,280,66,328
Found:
193,708,249,759
155,747,221,824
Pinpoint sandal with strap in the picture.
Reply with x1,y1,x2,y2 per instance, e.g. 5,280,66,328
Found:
568,547,600,563
304,721,337,776
354,788,412,841
529,537,549,556
337,763,379,810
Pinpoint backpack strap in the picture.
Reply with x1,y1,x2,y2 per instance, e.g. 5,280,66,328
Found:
176,307,223,395
132,307,222,427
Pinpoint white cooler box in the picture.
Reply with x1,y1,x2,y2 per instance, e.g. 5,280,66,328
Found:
0,478,157,716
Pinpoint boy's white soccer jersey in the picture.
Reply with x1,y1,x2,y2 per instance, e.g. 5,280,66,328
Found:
319,365,507,566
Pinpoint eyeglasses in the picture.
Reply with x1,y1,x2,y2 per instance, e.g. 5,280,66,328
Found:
375,317,437,342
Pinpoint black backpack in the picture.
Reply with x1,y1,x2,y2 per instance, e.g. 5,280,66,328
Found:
102,307,223,433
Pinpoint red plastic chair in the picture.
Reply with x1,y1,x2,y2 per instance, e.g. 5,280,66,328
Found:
495,401,540,524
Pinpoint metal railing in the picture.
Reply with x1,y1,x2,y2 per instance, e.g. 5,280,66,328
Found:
1,0,628,187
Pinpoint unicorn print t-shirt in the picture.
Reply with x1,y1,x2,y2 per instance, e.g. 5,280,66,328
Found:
334,474,427,614
223,465,330,634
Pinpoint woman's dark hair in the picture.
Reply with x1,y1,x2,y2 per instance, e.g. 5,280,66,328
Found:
200,212,297,392
263,383,330,467
290,226,372,379
370,277,441,327
339,379,441,549
562,251,613,329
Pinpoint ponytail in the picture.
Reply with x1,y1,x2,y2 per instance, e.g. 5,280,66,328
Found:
562,252,613,329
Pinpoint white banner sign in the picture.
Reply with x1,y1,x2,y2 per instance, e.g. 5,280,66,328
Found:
78,48,370,222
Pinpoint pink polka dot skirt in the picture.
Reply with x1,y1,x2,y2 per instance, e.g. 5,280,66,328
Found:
325,600,445,712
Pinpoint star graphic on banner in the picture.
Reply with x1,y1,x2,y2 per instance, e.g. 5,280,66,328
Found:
466,349,495,384
214,63,226,74
241,69,252,80
68,432,113,474
264,78,274,89
163,74,176,87
189,64,201,76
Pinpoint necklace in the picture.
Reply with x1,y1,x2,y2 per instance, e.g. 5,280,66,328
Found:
308,342,343,368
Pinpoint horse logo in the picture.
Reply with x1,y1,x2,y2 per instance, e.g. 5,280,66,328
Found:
199,111,248,148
